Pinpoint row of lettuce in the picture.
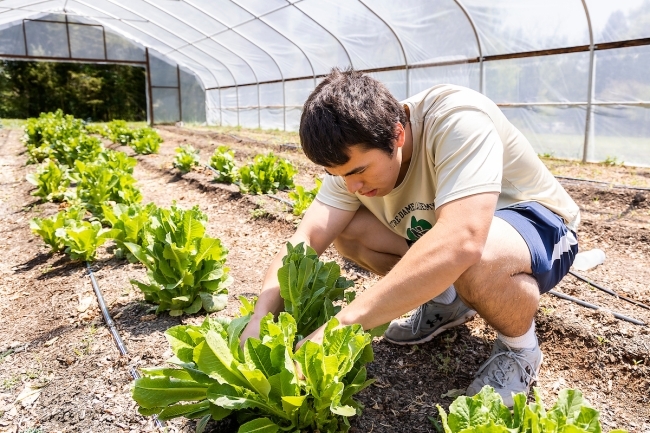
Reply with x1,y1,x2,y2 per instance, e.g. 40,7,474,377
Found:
22,111,624,433
173,143,321,216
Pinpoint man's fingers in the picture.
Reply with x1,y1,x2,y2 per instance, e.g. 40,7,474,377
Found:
294,361,305,380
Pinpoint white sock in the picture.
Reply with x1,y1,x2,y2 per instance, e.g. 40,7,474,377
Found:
432,285,456,305
498,321,537,350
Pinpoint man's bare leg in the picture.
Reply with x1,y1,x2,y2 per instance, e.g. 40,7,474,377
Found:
333,206,409,276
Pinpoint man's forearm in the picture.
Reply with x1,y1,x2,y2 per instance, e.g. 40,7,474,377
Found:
251,245,289,319
334,195,492,331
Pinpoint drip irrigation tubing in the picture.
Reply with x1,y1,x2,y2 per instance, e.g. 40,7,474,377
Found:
548,290,646,326
569,270,650,310
555,175,650,191
86,262,164,429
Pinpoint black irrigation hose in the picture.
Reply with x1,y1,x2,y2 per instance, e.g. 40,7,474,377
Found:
86,263,164,429
569,270,650,311
555,175,650,191
549,290,646,326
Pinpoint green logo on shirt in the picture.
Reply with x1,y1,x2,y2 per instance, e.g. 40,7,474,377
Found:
406,216,432,241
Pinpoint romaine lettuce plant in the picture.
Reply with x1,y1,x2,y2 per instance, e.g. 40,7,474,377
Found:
173,145,201,173
288,179,322,216
237,153,296,195
130,128,162,155
55,219,119,262
72,158,142,216
131,242,371,432
209,146,238,183
124,204,232,316
26,159,70,202
106,120,136,145
29,206,86,253
133,314,373,433
102,202,157,262
436,386,627,433
279,242,355,339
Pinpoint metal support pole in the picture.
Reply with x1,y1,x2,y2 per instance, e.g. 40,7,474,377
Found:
145,48,154,126
581,0,595,163
177,65,183,123
65,15,72,58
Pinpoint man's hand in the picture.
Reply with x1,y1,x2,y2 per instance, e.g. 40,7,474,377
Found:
295,324,325,351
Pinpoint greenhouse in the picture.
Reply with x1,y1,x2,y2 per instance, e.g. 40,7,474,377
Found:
0,0,649,164
1,2,650,433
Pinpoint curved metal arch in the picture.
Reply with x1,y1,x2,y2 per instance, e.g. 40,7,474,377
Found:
231,0,316,82
0,0,64,16
92,0,236,88
182,0,289,130
290,1,354,76
137,0,259,86
230,0,319,128
580,0,595,163
357,0,409,97
451,0,484,93
169,1,302,55
70,0,227,99
137,0,262,126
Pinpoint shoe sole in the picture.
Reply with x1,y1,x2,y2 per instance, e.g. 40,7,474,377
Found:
383,310,477,345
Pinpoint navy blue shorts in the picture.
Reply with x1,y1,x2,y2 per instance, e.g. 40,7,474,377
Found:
495,202,578,294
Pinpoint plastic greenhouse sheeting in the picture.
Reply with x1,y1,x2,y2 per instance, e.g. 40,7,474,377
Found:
0,0,649,165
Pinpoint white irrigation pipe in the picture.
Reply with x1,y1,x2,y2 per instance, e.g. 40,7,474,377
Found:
86,262,164,429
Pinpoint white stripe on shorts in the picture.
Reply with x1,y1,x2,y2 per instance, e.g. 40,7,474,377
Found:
551,230,578,262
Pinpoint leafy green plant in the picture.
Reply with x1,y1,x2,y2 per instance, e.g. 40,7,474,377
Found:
288,179,322,216
29,206,86,253
237,153,296,194
72,158,142,216
133,314,373,433
602,156,624,167
50,134,105,167
279,242,355,339
173,145,200,173
23,110,85,147
102,202,157,262
106,120,136,145
209,146,238,183
436,386,627,433
56,219,119,262
123,204,232,316
131,242,370,432
83,123,110,138
86,149,137,174
130,128,162,154
26,159,70,202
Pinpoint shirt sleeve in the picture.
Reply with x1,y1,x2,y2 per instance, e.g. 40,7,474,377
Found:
315,174,362,211
430,108,503,209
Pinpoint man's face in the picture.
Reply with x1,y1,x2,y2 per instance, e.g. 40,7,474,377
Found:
324,144,403,198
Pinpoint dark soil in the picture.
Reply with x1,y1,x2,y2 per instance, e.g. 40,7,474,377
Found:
0,126,648,433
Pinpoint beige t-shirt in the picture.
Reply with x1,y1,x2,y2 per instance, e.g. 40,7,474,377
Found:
316,84,580,241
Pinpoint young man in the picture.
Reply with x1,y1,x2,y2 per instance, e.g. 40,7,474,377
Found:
240,68,579,406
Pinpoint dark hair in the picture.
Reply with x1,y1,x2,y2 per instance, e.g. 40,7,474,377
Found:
299,68,406,167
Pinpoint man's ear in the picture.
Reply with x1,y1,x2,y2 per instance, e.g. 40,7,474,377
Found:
394,122,406,149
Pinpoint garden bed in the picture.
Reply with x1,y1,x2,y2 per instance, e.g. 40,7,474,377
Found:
0,125,648,432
